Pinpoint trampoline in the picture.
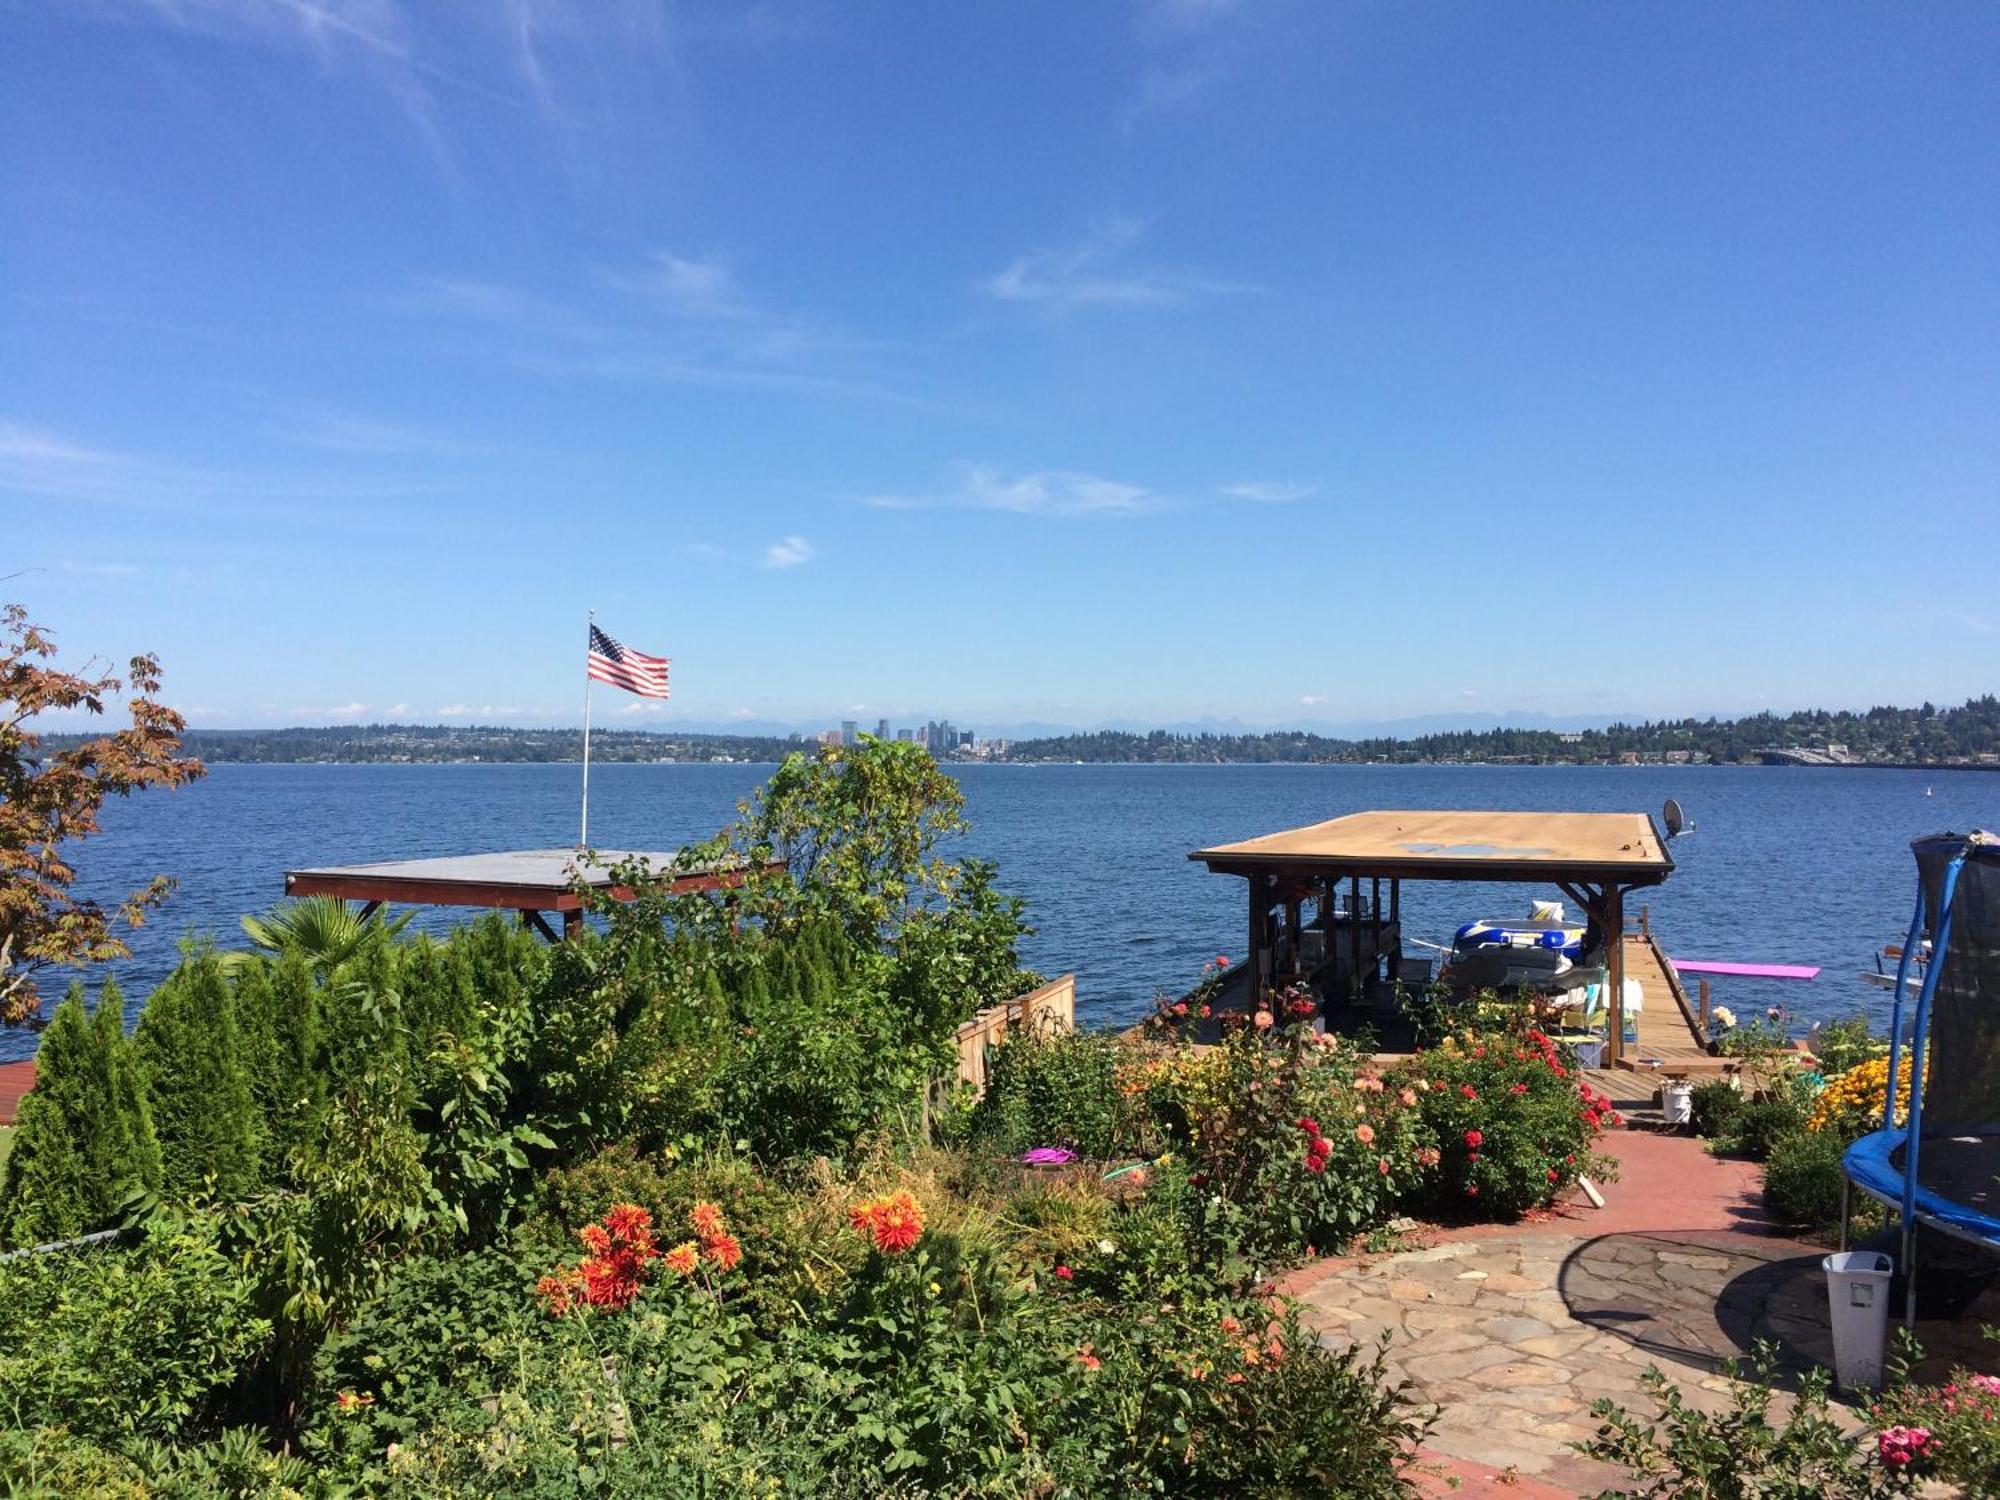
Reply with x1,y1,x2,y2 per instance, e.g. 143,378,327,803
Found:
1843,829,2000,1324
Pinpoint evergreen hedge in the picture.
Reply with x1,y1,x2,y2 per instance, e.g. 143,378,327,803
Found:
0,982,158,1247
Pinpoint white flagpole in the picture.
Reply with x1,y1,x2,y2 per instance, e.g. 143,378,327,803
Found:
579,609,594,848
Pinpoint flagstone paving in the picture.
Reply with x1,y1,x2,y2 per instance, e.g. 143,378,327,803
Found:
1294,1227,1838,1490
1270,1131,1877,1493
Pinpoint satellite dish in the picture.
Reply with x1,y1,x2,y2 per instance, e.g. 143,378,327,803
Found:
1663,798,1693,838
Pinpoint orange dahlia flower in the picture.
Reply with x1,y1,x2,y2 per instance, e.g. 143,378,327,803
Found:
851,1189,926,1255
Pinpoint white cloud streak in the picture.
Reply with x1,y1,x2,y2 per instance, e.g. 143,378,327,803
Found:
982,217,1254,312
763,535,813,568
865,466,1162,520
0,419,449,516
1222,481,1316,503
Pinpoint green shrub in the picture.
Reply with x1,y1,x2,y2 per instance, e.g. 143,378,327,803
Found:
1394,1024,1618,1219
1763,1128,1848,1227
0,1213,269,1447
1721,1096,1806,1161
1807,1014,1883,1077
972,1022,1131,1159
307,1181,1428,1500
0,1425,146,1496
0,982,159,1248
1689,1079,1746,1139
1874,1331,2000,1493
1136,1024,1429,1264
134,953,264,1202
1586,1345,1914,1497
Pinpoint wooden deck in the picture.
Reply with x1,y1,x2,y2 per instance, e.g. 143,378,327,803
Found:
0,1060,35,1127
1617,929,1727,1075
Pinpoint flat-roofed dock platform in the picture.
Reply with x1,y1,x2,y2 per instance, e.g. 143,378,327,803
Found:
285,848,776,938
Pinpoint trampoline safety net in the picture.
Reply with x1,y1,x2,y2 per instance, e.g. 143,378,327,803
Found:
1907,830,2000,1216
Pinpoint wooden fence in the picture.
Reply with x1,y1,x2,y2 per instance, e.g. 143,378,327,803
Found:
953,974,1077,1095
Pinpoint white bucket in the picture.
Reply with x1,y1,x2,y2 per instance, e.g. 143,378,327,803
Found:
1823,1251,1893,1390
1660,1081,1693,1127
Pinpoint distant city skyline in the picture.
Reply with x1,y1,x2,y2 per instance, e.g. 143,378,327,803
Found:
5,4,1995,727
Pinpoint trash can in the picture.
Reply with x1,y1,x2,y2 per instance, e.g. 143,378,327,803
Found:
1660,1081,1693,1128
1823,1250,1893,1390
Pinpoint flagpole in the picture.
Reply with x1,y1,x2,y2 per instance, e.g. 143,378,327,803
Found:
579,609,594,848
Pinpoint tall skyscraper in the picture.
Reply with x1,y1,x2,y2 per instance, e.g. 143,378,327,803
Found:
875,718,890,740
841,720,858,745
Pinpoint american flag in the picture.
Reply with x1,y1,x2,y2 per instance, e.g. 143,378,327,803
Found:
587,624,670,699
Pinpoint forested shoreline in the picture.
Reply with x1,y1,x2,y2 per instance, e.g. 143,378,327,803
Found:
43,694,2000,768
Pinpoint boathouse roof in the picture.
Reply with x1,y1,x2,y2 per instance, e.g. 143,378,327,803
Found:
1189,809,1672,885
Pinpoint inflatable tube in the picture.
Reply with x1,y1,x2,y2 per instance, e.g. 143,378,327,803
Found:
1454,919,1586,961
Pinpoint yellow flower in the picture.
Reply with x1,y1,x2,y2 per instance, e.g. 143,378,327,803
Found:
1809,1056,1921,1133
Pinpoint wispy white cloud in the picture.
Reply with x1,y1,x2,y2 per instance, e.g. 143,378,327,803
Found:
419,258,919,406
1126,0,1263,125
604,252,749,319
1145,0,1246,26
982,217,1254,312
1222,480,1315,503
419,277,614,342
267,400,471,456
865,465,1162,520
54,559,143,577
288,700,371,719
0,418,448,515
763,535,814,568
437,702,548,718
1300,694,1331,706
113,0,512,171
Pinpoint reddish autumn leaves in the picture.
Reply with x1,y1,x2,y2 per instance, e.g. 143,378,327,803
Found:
0,605,203,1026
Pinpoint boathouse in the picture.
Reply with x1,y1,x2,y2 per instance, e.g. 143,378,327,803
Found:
1190,809,1708,1069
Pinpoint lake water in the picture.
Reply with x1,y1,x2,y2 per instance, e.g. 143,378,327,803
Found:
15,761,1995,1062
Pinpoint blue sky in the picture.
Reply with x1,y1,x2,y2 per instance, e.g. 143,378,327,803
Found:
4,2,1994,734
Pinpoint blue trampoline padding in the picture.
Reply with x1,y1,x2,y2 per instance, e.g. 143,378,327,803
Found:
1845,1130,2000,1248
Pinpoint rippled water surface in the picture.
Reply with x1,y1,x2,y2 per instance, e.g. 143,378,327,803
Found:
19,761,1995,1061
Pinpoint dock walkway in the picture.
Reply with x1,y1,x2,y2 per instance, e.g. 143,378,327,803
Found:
1618,929,1725,1076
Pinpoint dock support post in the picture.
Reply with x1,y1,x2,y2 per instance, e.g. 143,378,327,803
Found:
1607,886,1627,1067
1698,977,1711,1035
1248,874,1262,1009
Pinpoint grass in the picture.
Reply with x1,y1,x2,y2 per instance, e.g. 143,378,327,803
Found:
0,1126,12,1181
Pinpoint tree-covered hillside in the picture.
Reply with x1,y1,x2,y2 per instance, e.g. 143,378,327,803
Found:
1003,696,2000,766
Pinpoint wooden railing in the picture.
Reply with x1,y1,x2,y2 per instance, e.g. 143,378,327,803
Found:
953,973,1077,1095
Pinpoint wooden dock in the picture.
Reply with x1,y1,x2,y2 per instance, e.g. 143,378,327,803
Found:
1617,927,1727,1076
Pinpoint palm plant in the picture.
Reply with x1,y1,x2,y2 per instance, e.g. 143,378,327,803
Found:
237,896,412,976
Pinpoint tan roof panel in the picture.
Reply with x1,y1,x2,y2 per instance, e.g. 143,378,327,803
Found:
1191,810,1671,882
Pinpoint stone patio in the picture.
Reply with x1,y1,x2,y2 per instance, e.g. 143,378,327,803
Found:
1272,1130,1960,1495
1294,1228,1835,1490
